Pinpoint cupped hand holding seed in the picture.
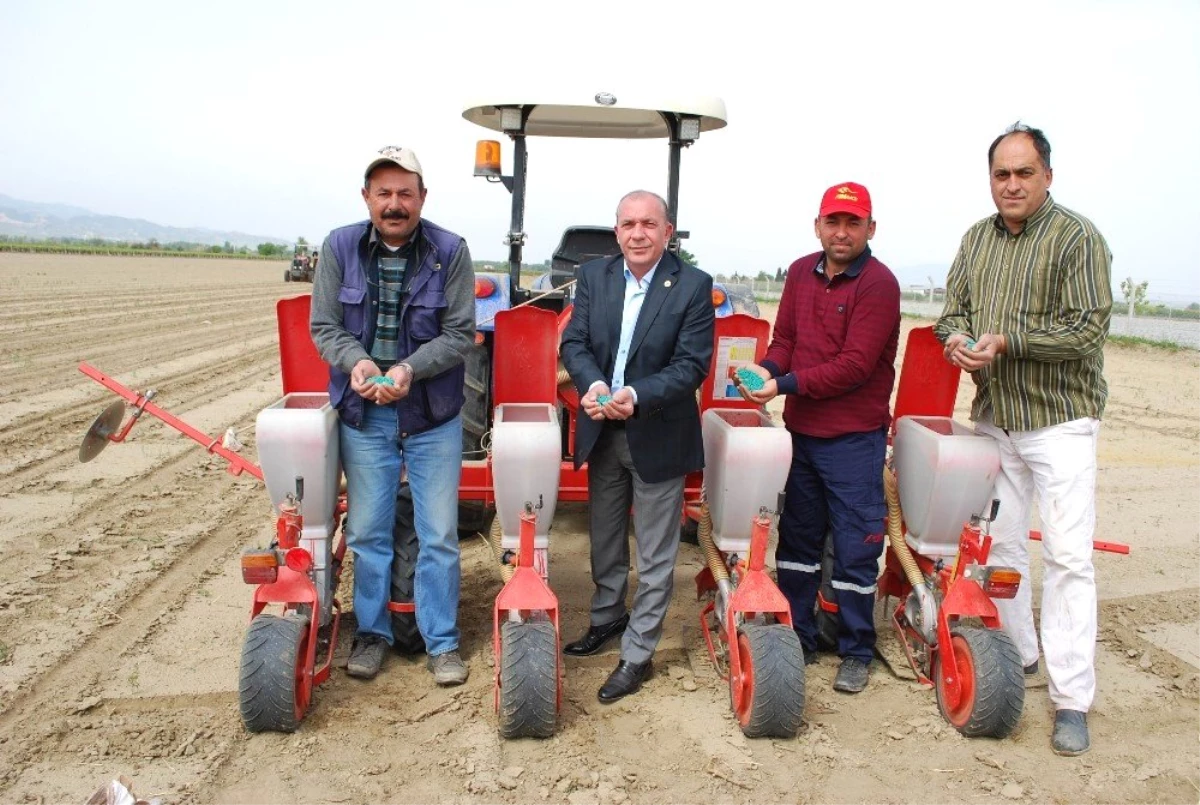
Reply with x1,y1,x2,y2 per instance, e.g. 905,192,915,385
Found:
351,359,385,399
732,364,777,405
582,384,612,421
946,332,1006,372
604,387,635,420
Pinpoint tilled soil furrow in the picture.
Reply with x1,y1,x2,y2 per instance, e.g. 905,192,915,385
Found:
0,341,281,464
1,312,282,396
0,481,265,795
0,287,281,334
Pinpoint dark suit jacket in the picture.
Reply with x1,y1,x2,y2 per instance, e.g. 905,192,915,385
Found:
560,251,715,484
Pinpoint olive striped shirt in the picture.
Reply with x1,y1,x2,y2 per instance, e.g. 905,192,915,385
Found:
934,195,1112,431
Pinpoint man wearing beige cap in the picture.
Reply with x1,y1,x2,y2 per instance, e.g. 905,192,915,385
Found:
735,182,900,694
311,146,476,685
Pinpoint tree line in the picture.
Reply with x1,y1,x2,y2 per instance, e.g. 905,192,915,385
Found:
0,235,291,259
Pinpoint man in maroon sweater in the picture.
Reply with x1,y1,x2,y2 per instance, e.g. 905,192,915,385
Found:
736,182,900,693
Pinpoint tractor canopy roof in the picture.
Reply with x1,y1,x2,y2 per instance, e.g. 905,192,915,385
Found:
462,93,727,139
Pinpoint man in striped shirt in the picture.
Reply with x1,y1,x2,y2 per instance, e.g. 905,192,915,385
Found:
936,123,1112,756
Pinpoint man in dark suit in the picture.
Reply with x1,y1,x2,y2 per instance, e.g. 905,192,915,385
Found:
560,190,715,703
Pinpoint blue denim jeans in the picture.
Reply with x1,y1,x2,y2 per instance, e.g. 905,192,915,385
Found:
340,403,463,656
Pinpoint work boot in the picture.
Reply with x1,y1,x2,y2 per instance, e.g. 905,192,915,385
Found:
833,657,870,693
1024,660,1039,676
802,647,818,666
346,635,388,679
428,650,470,686
1052,709,1090,756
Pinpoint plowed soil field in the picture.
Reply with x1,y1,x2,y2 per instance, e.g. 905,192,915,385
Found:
0,253,1196,804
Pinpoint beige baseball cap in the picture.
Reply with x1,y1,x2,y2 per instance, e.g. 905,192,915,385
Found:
364,145,423,181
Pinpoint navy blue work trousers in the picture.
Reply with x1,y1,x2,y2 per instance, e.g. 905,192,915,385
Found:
776,427,888,663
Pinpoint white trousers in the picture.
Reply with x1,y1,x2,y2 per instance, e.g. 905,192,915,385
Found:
975,417,1100,712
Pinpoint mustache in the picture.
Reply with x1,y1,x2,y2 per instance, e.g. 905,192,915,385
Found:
381,209,410,220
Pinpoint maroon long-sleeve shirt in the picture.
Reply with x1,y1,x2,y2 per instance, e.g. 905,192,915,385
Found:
761,247,900,438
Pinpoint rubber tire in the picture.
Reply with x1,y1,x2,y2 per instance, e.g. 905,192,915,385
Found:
680,515,699,546
815,533,839,652
732,623,806,738
238,614,308,733
459,336,495,537
935,626,1024,738
285,271,292,282
498,619,558,739
390,482,424,654
462,337,490,457
815,602,839,653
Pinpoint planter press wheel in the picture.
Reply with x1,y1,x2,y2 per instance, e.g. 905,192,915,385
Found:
238,613,311,733
934,626,1024,738
498,619,558,739
731,624,806,738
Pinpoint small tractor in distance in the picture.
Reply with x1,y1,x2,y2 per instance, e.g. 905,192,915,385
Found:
286,247,315,283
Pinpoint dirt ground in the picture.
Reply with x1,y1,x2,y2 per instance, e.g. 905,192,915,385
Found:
0,253,1196,805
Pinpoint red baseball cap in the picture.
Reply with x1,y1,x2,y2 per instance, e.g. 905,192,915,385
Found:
819,182,872,218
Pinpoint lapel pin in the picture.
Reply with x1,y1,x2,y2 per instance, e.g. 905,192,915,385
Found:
664,280,672,288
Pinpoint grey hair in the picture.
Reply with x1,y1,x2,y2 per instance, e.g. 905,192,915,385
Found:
988,121,1052,170
615,190,669,221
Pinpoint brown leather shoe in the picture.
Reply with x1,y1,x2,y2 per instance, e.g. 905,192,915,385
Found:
563,614,629,656
597,659,652,703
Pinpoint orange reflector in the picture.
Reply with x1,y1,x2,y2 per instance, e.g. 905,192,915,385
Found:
816,590,839,614
474,331,485,345
475,276,497,298
712,288,727,307
241,550,278,585
285,547,313,573
983,567,1021,599
474,140,502,177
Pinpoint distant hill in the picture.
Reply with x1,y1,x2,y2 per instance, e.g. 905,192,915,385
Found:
0,193,288,249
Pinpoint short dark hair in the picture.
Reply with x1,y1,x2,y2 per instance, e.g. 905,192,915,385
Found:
988,121,1052,170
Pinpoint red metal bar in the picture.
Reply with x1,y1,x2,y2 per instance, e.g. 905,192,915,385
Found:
889,603,933,687
312,601,341,687
78,362,264,481
1029,530,1130,555
458,461,495,504
746,514,770,573
934,598,962,709
276,504,302,550
697,601,727,681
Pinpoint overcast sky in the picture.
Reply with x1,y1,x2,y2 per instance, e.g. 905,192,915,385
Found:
3,0,1198,299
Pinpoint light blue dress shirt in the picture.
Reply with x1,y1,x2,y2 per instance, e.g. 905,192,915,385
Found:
600,259,659,404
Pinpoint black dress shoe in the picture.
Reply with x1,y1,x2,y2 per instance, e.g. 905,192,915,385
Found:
563,614,629,656
598,659,652,703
